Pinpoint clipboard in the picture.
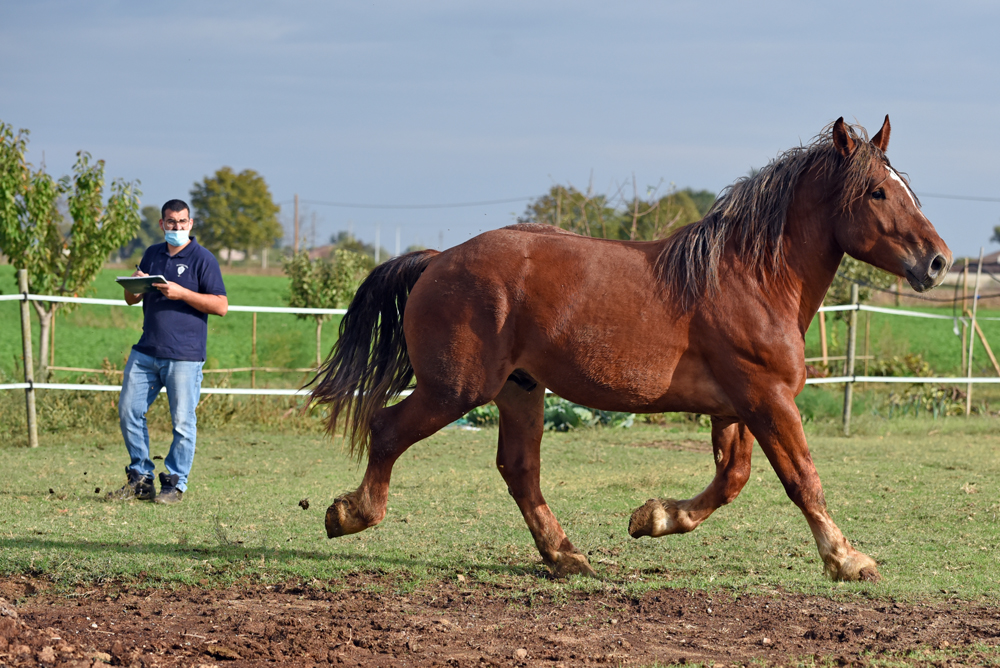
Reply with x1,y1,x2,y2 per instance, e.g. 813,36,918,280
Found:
116,275,167,295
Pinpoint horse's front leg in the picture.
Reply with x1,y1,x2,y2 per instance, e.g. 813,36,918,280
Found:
744,392,880,582
629,416,754,538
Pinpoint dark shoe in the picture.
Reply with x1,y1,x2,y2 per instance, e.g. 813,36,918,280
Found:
106,467,154,501
154,472,184,505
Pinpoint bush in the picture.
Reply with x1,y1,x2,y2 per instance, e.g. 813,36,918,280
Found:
461,397,635,431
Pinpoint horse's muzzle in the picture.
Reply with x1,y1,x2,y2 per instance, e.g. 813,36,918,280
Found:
906,252,952,292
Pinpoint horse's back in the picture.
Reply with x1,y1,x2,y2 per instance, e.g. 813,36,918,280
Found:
403,225,715,410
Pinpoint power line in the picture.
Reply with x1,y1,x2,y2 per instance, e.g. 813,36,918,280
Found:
918,193,1000,203
278,196,534,210
274,188,1000,211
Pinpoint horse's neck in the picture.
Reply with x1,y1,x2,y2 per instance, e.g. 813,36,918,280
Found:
782,185,846,334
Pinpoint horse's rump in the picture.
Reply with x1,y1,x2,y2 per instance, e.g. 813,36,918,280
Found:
311,249,440,458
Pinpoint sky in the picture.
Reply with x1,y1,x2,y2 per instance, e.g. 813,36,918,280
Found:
2,1,999,258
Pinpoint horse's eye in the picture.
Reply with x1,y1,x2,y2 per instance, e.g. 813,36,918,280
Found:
872,188,886,200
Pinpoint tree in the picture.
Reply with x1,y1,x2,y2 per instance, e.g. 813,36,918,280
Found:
517,181,714,241
189,167,281,265
119,205,162,262
329,230,389,262
517,185,620,238
0,121,141,379
826,255,896,312
990,223,1000,245
283,248,374,365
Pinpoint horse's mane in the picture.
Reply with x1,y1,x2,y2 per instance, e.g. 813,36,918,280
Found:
656,121,888,307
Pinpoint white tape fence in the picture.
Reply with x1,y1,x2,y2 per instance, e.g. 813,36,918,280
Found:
1,282,996,440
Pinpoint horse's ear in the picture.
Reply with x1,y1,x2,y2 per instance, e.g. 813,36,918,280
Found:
832,117,856,157
871,114,891,153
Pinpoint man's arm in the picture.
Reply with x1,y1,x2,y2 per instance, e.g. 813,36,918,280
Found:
152,281,228,316
124,268,146,305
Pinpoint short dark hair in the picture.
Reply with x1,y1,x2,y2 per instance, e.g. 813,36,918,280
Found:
161,199,190,219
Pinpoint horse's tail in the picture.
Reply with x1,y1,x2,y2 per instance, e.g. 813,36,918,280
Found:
310,249,440,460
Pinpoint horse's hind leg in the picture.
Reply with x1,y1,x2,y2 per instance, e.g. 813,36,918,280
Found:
493,381,596,578
629,416,754,538
325,387,471,538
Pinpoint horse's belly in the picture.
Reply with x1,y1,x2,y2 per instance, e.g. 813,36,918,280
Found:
526,347,735,417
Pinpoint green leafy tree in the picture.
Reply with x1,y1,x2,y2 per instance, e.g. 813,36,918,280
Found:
189,167,281,265
683,189,717,217
826,255,896,315
990,223,1000,245
0,121,141,379
517,185,621,238
283,248,374,365
120,205,163,262
329,230,389,262
621,190,704,241
518,183,713,241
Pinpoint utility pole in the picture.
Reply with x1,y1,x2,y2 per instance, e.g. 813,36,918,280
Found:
294,194,299,254
375,223,381,263
395,225,401,257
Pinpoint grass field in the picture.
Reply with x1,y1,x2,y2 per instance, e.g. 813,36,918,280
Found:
1,414,997,603
0,264,342,386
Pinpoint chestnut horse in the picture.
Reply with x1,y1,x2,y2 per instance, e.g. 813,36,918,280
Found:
313,116,951,581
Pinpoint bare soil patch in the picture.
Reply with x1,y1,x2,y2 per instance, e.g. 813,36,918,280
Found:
1,576,997,667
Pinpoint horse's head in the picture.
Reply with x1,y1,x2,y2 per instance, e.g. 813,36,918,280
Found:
831,116,952,292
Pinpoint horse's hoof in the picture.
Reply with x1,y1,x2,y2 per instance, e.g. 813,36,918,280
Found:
628,498,671,538
550,551,597,579
325,496,369,538
826,552,881,582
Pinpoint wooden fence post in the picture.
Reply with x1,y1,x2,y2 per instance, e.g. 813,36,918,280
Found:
251,312,257,389
966,247,984,416
17,269,39,448
842,283,858,436
819,303,828,367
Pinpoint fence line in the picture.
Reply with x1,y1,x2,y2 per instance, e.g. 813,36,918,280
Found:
4,280,1000,443
0,292,346,315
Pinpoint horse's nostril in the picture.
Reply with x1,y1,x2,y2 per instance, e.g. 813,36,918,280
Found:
930,255,946,273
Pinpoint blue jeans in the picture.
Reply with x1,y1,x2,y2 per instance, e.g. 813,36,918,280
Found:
119,349,204,492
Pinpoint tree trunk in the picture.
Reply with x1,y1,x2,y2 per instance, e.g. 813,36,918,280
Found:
31,301,55,382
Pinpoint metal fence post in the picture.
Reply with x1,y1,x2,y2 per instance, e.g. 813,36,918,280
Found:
17,269,39,448
842,283,859,436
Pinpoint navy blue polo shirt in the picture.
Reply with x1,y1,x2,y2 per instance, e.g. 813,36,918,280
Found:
133,237,226,362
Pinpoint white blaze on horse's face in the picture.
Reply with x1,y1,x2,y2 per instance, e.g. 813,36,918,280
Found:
885,165,919,210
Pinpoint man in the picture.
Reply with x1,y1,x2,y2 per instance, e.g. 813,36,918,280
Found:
109,199,228,504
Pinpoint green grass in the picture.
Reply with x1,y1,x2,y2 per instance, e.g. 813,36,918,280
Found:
805,305,1000,376
1,417,997,601
0,264,341,386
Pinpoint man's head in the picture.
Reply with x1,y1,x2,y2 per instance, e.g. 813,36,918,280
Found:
160,199,191,229
160,199,193,247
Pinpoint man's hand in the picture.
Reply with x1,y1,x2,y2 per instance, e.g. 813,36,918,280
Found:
124,268,149,305
152,280,189,301
152,280,228,316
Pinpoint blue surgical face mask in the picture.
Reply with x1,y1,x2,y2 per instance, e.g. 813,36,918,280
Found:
164,229,190,246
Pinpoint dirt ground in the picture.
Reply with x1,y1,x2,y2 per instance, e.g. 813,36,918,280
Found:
1,575,998,667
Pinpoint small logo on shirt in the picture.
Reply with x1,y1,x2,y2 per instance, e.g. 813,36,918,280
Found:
177,264,188,276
